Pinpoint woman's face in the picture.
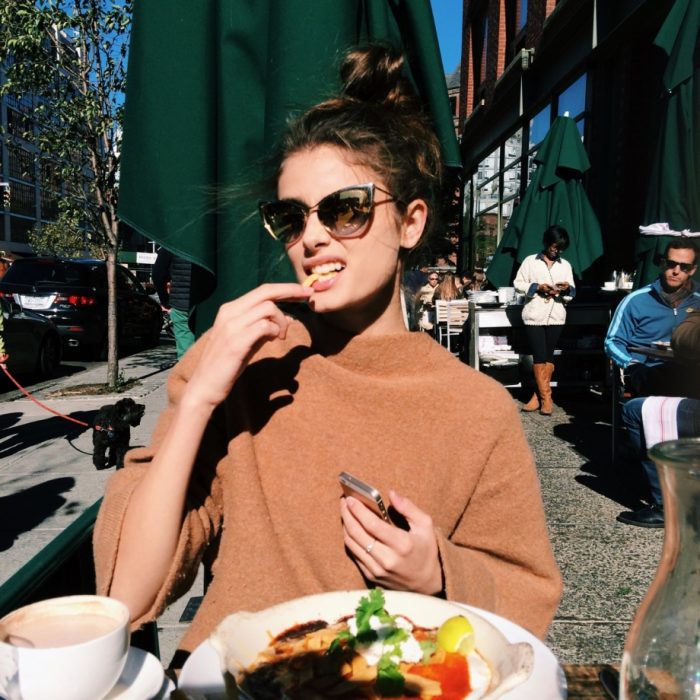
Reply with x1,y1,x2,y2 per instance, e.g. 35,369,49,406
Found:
280,145,426,333
544,242,562,261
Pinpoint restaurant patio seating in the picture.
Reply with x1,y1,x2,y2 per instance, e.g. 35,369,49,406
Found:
434,299,469,354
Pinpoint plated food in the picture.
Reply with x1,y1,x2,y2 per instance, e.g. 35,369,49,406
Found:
210,590,533,700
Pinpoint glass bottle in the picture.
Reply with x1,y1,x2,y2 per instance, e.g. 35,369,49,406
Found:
621,437,700,699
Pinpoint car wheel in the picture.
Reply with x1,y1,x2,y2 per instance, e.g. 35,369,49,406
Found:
36,333,61,378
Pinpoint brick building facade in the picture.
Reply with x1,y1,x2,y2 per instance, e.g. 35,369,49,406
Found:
457,0,675,279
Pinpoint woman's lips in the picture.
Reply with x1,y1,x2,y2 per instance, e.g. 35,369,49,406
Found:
303,269,341,291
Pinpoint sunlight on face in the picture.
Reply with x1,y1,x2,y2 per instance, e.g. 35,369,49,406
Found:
280,145,410,333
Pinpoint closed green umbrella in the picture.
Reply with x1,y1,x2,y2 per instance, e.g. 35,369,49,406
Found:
486,116,603,289
118,0,461,334
635,0,700,286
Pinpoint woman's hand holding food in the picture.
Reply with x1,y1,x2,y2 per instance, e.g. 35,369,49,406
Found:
183,283,312,411
341,491,443,596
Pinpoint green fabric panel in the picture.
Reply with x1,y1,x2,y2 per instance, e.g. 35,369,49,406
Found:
486,117,603,288
118,0,460,333
638,0,700,286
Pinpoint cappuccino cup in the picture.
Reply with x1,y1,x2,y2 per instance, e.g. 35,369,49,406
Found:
0,595,130,700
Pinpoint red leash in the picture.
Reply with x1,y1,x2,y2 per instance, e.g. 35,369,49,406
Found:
0,363,90,428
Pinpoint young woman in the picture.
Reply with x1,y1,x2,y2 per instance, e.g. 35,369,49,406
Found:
433,272,460,302
94,45,561,658
513,225,576,415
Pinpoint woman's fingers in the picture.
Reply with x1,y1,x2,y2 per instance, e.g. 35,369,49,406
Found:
184,283,312,409
340,494,442,594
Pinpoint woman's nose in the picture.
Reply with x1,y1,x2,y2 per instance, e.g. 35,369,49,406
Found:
301,211,332,249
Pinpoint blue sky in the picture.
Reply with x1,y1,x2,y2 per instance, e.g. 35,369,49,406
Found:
430,0,463,73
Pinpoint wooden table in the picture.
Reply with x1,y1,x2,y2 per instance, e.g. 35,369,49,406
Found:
564,664,618,699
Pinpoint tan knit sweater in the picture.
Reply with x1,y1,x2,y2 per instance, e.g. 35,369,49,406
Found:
94,321,562,654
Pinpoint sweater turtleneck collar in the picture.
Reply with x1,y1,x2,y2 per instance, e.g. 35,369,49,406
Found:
297,317,437,376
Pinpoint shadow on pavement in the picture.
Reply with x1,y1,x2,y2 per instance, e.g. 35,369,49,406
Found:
0,476,78,551
554,395,647,510
0,410,96,460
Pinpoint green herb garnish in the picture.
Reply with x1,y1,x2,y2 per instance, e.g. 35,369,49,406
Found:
376,656,406,696
328,589,409,697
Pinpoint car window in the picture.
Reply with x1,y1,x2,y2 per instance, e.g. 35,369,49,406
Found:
117,266,143,293
2,261,92,285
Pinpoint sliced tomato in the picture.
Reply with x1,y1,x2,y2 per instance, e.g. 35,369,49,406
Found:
406,651,470,700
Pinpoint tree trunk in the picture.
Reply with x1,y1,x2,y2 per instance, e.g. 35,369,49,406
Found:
106,247,119,389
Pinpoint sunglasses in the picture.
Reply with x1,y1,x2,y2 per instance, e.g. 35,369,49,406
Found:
259,183,398,246
661,258,696,273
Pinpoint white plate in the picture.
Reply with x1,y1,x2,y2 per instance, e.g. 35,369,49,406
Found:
104,646,174,700
178,603,566,699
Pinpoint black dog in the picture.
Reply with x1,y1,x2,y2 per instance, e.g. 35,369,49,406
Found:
92,397,145,470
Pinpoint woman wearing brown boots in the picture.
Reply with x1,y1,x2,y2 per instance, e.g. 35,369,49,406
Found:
514,226,576,415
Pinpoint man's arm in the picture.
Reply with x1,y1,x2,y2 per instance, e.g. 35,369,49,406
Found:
604,294,639,368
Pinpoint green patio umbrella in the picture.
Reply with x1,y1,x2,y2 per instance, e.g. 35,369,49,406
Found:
118,0,461,334
486,116,603,289
635,0,700,287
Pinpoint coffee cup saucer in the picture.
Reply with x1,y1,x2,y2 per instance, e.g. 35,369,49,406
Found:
105,646,174,700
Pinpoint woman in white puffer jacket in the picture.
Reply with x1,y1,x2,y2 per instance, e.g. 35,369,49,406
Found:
513,226,576,415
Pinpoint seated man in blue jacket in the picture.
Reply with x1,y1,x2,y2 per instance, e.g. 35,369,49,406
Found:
605,239,699,397
616,309,700,527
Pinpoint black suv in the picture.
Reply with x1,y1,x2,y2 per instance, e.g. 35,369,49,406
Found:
0,257,163,358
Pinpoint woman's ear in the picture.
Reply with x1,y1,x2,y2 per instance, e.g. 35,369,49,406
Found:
399,199,429,251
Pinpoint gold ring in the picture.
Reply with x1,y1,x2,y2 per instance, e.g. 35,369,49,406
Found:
366,539,376,554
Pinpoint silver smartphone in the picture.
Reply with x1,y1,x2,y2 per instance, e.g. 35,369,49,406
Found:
338,471,391,522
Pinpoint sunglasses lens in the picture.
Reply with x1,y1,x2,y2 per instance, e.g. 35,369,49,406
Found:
260,202,306,243
318,187,373,237
664,259,692,272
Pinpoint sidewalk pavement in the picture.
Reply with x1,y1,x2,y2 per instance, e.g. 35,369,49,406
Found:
0,344,662,668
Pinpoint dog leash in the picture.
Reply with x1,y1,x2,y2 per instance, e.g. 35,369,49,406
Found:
0,363,90,428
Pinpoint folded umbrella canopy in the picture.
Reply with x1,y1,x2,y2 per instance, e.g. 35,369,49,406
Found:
486,116,603,289
118,0,461,334
635,0,700,286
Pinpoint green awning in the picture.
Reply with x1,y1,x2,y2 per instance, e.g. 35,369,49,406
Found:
636,0,700,286
486,116,603,288
118,0,461,333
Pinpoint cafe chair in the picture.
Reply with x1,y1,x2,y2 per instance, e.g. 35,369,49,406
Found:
434,299,469,355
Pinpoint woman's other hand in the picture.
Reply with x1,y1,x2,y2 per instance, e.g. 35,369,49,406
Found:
555,281,570,293
340,490,443,596
538,283,556,296
184,283,312,411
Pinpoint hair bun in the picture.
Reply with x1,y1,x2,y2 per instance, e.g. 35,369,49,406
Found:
340,44,417,110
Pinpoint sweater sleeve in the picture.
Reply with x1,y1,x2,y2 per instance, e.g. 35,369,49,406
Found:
436,398,562,639
513,257,534,296
93,338,226,631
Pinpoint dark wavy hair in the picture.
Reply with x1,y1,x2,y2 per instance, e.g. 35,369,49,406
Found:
275,44,445,260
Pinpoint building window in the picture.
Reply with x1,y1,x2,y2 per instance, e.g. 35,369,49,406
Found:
7,181,36,217
10,216,34,244
6,108,32,140
8,145,36,182
519,0,528,29
558,73,587,121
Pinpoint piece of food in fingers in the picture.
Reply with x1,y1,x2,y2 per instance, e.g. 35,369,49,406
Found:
302,273,320,288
